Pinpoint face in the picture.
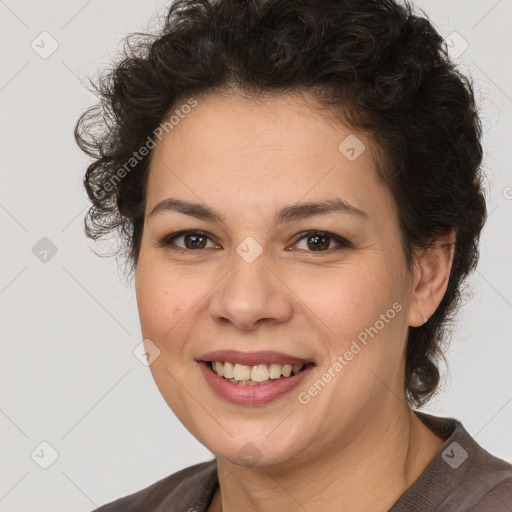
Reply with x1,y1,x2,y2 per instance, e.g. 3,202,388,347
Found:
135,91,416,468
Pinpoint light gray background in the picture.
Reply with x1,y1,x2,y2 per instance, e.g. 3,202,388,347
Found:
1,1,511,510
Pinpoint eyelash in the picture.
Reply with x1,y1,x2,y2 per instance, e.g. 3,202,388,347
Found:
158,230,353,254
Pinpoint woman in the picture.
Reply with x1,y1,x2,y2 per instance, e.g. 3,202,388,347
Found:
75,0,512,510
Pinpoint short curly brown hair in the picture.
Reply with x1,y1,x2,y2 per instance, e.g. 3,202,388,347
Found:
75,0,487,408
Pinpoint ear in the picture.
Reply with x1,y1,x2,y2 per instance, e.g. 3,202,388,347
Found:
407,229,456,327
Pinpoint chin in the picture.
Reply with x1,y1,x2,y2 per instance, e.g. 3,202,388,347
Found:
204,429,310,469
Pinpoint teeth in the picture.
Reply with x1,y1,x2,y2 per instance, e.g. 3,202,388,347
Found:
292,363,303,374
223,361,234,379
213,361,224,377
269,363,282,379
233,363,251,381
251,364,269,382
210,361,305,384
281,364,292,377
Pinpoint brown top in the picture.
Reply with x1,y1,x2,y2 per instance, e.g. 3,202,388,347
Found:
92,412,512,511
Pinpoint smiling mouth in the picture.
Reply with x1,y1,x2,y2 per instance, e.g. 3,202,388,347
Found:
207,361,314,385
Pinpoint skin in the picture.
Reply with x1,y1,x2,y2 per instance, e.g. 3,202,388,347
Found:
135,90,455,512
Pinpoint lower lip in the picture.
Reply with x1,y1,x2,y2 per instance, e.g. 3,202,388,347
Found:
197,361,314,406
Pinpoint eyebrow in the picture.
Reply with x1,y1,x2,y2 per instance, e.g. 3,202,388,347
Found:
149,197,368,225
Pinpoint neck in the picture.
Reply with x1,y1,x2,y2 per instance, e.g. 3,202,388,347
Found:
210,407,445,512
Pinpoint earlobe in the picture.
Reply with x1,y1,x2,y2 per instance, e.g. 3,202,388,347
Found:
407,229,456,327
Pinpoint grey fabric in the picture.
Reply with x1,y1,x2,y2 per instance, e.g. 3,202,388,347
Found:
93,461,218,512
388,412,512,511
92,412,512,511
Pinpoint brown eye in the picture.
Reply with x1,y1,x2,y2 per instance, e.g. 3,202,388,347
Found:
307,233,330,251
183,233,208,249
294,231,352,252
160,230,218,251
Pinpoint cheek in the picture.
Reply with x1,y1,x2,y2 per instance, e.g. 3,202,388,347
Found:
135,257,223,361
296,263,409,387
295,265,399,334
135,261,191,346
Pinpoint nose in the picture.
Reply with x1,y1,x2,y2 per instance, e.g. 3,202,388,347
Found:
208,249,294,331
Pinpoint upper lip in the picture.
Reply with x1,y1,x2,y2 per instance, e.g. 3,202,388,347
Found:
197,350,314,366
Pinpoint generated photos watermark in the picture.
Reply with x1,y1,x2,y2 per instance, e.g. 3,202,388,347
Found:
297,301,403,404
93,97,198,200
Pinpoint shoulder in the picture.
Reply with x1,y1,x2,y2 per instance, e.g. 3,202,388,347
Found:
391,412,512,511
461,445,512,512
435,415,512,511
90,459,218,512
466,478,512,511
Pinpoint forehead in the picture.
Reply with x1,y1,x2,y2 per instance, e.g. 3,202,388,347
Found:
146,91,392,222
152,91,369,159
